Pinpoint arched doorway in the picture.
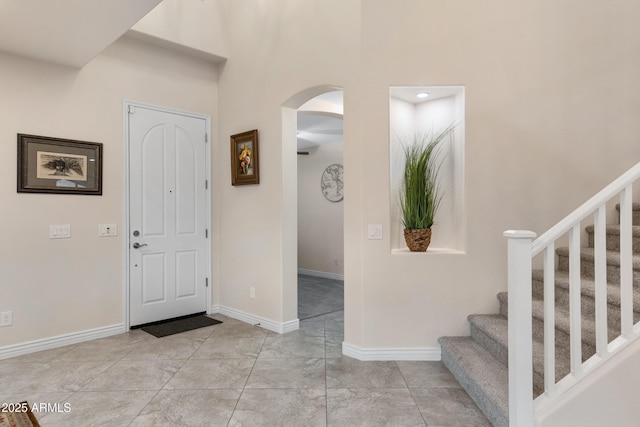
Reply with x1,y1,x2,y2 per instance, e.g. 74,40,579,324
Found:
281,85,344,326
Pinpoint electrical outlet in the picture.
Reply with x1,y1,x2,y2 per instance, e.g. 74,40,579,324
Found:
1,311,13,327
250,287,255,299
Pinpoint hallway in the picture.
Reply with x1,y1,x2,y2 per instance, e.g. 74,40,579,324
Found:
298,274,344,320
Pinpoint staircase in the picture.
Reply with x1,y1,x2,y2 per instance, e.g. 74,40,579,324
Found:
439,199,640,427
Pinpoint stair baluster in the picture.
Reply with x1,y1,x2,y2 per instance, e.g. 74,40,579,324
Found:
440,161,640,427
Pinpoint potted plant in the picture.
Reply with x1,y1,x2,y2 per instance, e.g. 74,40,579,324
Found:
399,125,454,252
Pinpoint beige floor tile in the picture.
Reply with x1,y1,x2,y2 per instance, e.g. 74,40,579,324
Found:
54,339,139,362
259,335,325,359
38,390,156,427
410,387,492,426
130,389,242,427
208,317,272,338
81,359,184,391
0,346,77,364
1,361,115,393
327,388,426,427
326,358,407,389
191,336,265,359
297,319,325,337
396,360,463,388
229,388,326,427
245,358,325,389
0,298,489,425
325,335,343,359
123,336,205,360
164,359,254,389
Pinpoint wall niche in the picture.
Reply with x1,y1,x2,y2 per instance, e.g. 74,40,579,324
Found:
389,86,465,253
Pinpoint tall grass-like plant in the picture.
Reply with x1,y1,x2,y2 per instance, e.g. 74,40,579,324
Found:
399,126,453,230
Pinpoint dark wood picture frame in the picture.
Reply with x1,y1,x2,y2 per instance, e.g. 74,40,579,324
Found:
17,133,103,195
230,129,259,186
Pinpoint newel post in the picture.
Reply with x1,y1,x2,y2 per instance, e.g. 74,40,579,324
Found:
504,230,536,427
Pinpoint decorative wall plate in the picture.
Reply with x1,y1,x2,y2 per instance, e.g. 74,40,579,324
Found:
321,163,344,202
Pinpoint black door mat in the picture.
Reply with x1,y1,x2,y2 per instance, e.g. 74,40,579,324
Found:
137,314,222,338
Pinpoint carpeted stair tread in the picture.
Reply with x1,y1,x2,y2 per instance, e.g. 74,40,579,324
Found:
468,314,571,390
584,224,640,237
616,201,640,210
616,202,640,226
555,246,640,269
438,336,509,427
531,269,640,313
584,224,640,253
497,292,619,348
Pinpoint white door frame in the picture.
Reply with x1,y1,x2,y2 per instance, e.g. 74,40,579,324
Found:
281,85,343,323
123,100,212,330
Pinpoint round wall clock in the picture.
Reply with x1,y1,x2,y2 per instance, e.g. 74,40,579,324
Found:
320,163,344,202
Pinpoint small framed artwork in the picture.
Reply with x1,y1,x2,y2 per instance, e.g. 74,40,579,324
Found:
17,134,103,195
230,129,259,186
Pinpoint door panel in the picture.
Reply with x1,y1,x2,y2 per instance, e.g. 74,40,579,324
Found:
142,253,166,304
129,106,208,326
175,251,197,298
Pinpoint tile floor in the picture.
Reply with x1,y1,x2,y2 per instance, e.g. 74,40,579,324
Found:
297,274,343,320
0,311,490,426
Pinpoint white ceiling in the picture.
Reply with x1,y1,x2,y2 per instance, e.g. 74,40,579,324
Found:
390,86,460,104
0,0,161,67
297,112,344,150
297,91,344,150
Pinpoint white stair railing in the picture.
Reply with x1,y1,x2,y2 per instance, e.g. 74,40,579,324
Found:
505,161,640,426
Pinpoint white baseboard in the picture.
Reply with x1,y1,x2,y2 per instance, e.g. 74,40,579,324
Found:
209,305,299,334
342,342,441,361
0,323,125,361
298,268,344,281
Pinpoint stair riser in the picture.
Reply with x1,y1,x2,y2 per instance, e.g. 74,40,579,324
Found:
587,232,640,254
470,323,508,366
617,209,640,226
499,297,596,361
556,254,640,287
469,323,545,396
532,279,640,330
440,345,509,427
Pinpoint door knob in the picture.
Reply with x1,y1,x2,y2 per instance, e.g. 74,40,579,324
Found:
132,242,147,249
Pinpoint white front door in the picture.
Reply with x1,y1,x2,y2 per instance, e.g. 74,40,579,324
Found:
127,104,209,327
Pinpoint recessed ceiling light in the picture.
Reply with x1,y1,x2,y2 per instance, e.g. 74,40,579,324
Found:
416,92,430,98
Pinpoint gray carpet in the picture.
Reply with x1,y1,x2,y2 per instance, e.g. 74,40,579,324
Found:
439,201,640,426
298,274,344,320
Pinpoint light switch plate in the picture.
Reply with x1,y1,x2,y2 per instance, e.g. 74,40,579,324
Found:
1,311,13,327
367,224,383,240
99,224,117,237
49,225,71,239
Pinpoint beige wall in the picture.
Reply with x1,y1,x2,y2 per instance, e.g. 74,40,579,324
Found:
355,0,639,348
0,37,217,347
2,0,640,360
215,0,640,348
297,143,345,276
215,0,361,323
129,0,228,61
